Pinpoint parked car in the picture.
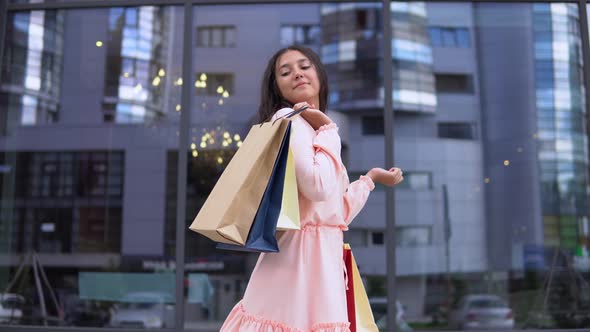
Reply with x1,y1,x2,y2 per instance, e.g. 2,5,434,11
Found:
64,299,110,327
109,292,174,329
449,294,514,330
370,297,413,332
0,293,24,324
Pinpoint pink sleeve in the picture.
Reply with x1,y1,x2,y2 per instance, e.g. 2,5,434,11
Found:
272,108,343,202
343,175,375,225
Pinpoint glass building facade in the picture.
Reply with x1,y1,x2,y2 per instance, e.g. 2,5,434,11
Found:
2,1,590,332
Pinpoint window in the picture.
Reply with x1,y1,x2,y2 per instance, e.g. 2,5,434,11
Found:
396,171,432,190
195,73,234,97
428,27,471,48
371,231,384,245
361,116,384,135
41,160,59,197
24,153,71,198
76,152,124,198
397,226,432,247
14,151,123,199
456,28,470,48
344,229,369,247
10,151,124,254
435,73,474,93
438,122,478,140
197,26,236,48
280,24,321,47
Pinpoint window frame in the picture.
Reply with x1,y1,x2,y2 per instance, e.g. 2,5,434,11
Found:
2,2,590,332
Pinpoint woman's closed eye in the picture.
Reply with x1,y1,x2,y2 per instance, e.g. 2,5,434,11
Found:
280,65,311,77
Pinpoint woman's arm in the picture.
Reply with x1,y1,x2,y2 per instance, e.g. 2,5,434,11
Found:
272,108,342,201
343,168,404,225
343,175,375,225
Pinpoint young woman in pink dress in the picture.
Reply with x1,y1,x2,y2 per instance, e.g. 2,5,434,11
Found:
221,45,404,332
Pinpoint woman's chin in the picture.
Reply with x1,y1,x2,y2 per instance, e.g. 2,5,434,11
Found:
290,93,316,103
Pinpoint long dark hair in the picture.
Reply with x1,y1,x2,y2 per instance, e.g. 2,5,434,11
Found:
257,45,329,123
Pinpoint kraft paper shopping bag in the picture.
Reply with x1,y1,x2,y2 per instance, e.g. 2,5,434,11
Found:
189,119,290,245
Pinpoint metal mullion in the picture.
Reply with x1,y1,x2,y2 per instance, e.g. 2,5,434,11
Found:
174,2,193,332
7,0,186,11
382,1,397,332
0,0,6,85
6,0,581,12
7,0,378,12
579,1,590,253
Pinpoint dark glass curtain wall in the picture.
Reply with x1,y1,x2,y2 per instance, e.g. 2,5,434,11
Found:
2,1,590,332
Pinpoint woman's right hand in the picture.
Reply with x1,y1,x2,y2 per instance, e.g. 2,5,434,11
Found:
367,167,404,187
293,102,333,131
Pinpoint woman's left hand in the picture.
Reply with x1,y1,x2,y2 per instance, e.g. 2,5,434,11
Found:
293,102,332,131
366,167,404,187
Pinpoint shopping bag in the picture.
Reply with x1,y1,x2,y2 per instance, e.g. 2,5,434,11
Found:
216,121,293,252
276,145,300,231
344,243,379,332
188,118,291,245
344,245,357,332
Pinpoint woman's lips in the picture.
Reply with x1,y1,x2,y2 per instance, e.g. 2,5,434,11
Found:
294,82,308,89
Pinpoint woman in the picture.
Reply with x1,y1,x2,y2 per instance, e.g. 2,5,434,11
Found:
221,45,404,332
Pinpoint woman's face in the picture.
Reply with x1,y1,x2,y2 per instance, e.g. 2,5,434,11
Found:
275,50,321,108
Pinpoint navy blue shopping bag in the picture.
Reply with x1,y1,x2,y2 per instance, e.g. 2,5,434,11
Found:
216,121,292,253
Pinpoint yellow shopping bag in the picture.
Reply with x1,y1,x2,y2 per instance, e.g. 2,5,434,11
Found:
344,243,379,332
276,147,300,231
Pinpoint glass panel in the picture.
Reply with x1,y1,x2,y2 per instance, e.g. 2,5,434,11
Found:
397,226,432,247
435,74,474,93
441,28,456,47
0,6,184,328
391,2,588,331
429,27,443,47
456,28,471,47
438,122,477,139
183,3,384,331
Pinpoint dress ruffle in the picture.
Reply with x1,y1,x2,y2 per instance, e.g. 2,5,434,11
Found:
221,302,351,332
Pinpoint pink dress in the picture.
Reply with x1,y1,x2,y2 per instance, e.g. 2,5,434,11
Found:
221,108,375,332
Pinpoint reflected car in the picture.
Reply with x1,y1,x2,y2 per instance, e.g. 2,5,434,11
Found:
65,299,110,327
449,294,514,330
0,293,24,324
109,292,174,329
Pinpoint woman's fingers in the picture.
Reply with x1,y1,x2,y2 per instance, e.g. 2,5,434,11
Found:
374,167,404,186
294,101,311,111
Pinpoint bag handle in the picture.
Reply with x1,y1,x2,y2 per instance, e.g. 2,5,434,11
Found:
265,105,308,126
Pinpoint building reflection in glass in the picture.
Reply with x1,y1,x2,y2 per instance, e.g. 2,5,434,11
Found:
321,2,436,113
104,7,178,123
1,10,64,133
533,3,589,252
